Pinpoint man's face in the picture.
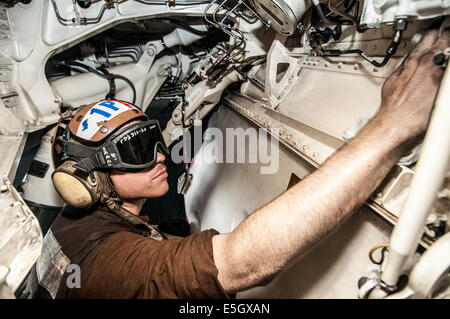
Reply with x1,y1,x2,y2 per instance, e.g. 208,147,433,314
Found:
109,152,169,200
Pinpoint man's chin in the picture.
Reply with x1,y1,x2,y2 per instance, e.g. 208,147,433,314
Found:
149,180,169,198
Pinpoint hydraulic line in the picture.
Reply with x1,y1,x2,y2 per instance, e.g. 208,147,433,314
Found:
326,0,366,32
312,0,340,25
154,18,216,36
51,0,110,25
321,26,404,67
311,0,366,33
60,61,137,104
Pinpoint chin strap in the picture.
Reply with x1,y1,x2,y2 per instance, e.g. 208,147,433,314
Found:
102,195,166,241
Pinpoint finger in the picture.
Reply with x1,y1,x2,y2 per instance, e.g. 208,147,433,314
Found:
408,27,440,60
388,28,441,88
414,29,450,78
431,28,450,53
382,25,447,100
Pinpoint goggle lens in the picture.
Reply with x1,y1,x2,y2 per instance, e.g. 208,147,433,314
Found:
113,122,168,168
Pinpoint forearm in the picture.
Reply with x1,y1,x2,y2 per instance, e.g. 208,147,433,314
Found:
212,27,447,294
213,115,409,293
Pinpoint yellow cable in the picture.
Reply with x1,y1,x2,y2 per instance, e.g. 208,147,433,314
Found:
369,243,390,264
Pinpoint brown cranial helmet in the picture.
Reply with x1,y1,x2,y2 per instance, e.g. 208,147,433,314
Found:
51,100,150,209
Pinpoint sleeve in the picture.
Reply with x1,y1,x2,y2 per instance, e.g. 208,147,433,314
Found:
76,229,231,299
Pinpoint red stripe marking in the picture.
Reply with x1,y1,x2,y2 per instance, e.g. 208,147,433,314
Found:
102,100,134,109
116,100,134,109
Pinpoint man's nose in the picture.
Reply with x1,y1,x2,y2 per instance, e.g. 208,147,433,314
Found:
156,152,166,164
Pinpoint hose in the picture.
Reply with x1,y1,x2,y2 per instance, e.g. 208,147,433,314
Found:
326,0,366,32
113,75,137,105
155,18,216,36
59,61,137,104
321,29,403,67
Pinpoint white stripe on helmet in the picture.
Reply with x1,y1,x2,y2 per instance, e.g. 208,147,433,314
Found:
76,100,135,140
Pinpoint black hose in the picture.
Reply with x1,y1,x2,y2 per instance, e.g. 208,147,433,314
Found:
60,61,137,104
314,4,340,25
62,60,107,79
157,18,216,36
321,29,403,68
326,0,366,32
344,0,357,14
114,74,137,105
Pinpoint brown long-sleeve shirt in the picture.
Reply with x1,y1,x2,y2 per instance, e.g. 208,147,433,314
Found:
32,207,230,299
67,226,229,299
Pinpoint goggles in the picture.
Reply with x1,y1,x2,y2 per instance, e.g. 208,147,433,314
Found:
58,120,169,173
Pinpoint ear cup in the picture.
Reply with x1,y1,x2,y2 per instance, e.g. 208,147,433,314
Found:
52,171,93,208
52,160,98,208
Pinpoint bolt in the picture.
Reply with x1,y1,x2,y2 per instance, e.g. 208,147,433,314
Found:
146,45,156,56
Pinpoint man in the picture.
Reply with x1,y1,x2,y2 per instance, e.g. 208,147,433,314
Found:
28,27,448,299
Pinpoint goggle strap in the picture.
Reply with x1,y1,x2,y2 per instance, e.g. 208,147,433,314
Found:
72,158,96,174
61,140,98,173
61,140,97,159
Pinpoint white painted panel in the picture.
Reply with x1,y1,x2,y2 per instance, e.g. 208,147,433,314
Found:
185,105,392,298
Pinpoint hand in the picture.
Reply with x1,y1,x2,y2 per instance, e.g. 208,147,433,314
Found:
377,26,449,143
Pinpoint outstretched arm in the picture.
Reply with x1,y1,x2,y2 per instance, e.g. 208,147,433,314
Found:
212,28,449,294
